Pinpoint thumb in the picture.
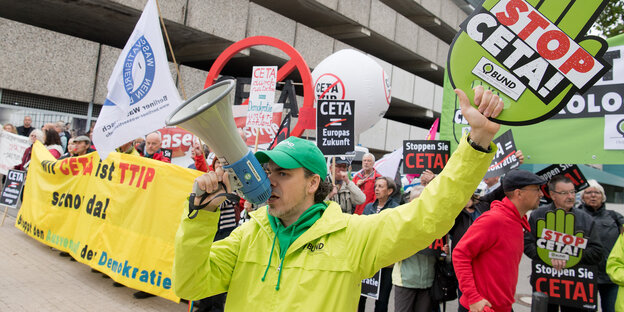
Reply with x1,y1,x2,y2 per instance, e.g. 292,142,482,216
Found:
455,88,471,113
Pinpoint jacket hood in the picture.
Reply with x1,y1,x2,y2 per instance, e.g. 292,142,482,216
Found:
491,197,530,232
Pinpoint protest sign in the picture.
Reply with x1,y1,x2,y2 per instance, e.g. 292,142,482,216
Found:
441,32,624,165
0,130,30,175
16,141,201,302
92,0,182,160
531,261,597,310
233,104,284,149
484,130,519,179
1,169,25,208
402,140,450,175
361,270,381,300
316,100,355,156
447,0,611,125
246,66,277,129
536,164,588,200
419,236,448,258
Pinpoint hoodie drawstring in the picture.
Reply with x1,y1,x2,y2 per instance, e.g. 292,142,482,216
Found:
274,226,295,290
261,232,278,282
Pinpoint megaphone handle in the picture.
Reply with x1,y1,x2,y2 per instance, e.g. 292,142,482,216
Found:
192,181,206,197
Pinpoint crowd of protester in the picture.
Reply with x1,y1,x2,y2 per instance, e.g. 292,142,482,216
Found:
3,113,624,312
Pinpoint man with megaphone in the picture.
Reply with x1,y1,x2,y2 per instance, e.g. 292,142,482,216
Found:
172,85,503,311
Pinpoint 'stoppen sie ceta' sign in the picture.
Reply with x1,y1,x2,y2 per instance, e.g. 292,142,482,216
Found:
448,0,611,125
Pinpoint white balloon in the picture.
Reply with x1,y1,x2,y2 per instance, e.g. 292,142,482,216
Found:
312,49,391,136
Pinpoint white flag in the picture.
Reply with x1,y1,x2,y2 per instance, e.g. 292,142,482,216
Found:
93,0,182,160
373,148,403,178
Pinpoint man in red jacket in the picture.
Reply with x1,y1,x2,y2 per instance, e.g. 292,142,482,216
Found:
352,153,381,215
453,169,546,312
142,132,170,163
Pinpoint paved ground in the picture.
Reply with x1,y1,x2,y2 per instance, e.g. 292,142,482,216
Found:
5,204,621,311
0,210,188,312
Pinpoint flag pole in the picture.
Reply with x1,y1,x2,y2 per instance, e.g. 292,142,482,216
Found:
155,0,187,100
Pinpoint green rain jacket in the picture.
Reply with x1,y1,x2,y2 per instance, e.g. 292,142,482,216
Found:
173,137,494,311
606,233,624,309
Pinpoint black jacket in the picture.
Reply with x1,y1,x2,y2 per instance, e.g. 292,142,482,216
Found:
580,203,624,284
524,204,603,266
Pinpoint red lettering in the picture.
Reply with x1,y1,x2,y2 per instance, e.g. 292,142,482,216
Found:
536,277,547,292
119,162,129,184
562,234,573,245
416,154,424,168
553,231,563,242
564,172,579,185
550,278,560,298
543,229,553,240
128,164,140,185
405,154,415,168
518,10,549,40
59,158,69,175
537,30,570,60
142,168,155,189
433,238,444,250
559,48,595,74
425,153,434,168
496,0,528,26
434,153,445,169
560,279,574,299
135,166,146,188
575,236,586,248
69,158,79,175
77,158,92,175
572,281,588,302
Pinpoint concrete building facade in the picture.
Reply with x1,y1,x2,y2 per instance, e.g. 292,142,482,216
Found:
0,0,475,154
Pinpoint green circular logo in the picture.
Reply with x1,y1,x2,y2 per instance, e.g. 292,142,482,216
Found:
482,63,494,74
244,173,252,181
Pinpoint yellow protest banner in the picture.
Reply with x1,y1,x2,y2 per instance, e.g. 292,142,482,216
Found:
16,141,202,302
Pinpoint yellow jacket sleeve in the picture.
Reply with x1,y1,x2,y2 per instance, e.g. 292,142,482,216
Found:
172,204,241,300
607,233,624,286
348,136,495,278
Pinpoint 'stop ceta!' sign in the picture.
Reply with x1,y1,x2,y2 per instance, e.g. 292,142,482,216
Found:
448,0,611,125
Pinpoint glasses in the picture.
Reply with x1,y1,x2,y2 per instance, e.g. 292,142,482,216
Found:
551,190,576,195
584,191,601,195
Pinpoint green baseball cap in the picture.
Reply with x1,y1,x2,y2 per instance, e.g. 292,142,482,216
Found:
255,137,327,180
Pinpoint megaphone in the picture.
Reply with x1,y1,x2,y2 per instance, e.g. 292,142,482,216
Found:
166,79,271,205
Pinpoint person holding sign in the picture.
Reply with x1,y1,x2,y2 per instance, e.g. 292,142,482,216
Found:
172,85,503,311
453,169,546,312
524,175,603,312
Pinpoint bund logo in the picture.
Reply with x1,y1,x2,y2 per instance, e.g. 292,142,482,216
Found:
302,242,325,252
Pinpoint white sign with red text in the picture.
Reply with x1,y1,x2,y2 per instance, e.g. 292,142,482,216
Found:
246,66,277,129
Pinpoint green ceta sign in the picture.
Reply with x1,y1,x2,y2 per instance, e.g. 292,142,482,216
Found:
447,0,611,125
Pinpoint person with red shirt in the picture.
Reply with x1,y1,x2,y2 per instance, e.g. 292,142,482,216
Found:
453,169,546,312
352,153,381,215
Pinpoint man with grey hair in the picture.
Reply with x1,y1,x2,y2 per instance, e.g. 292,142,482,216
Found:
142,131,170,163
353,153,381,215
